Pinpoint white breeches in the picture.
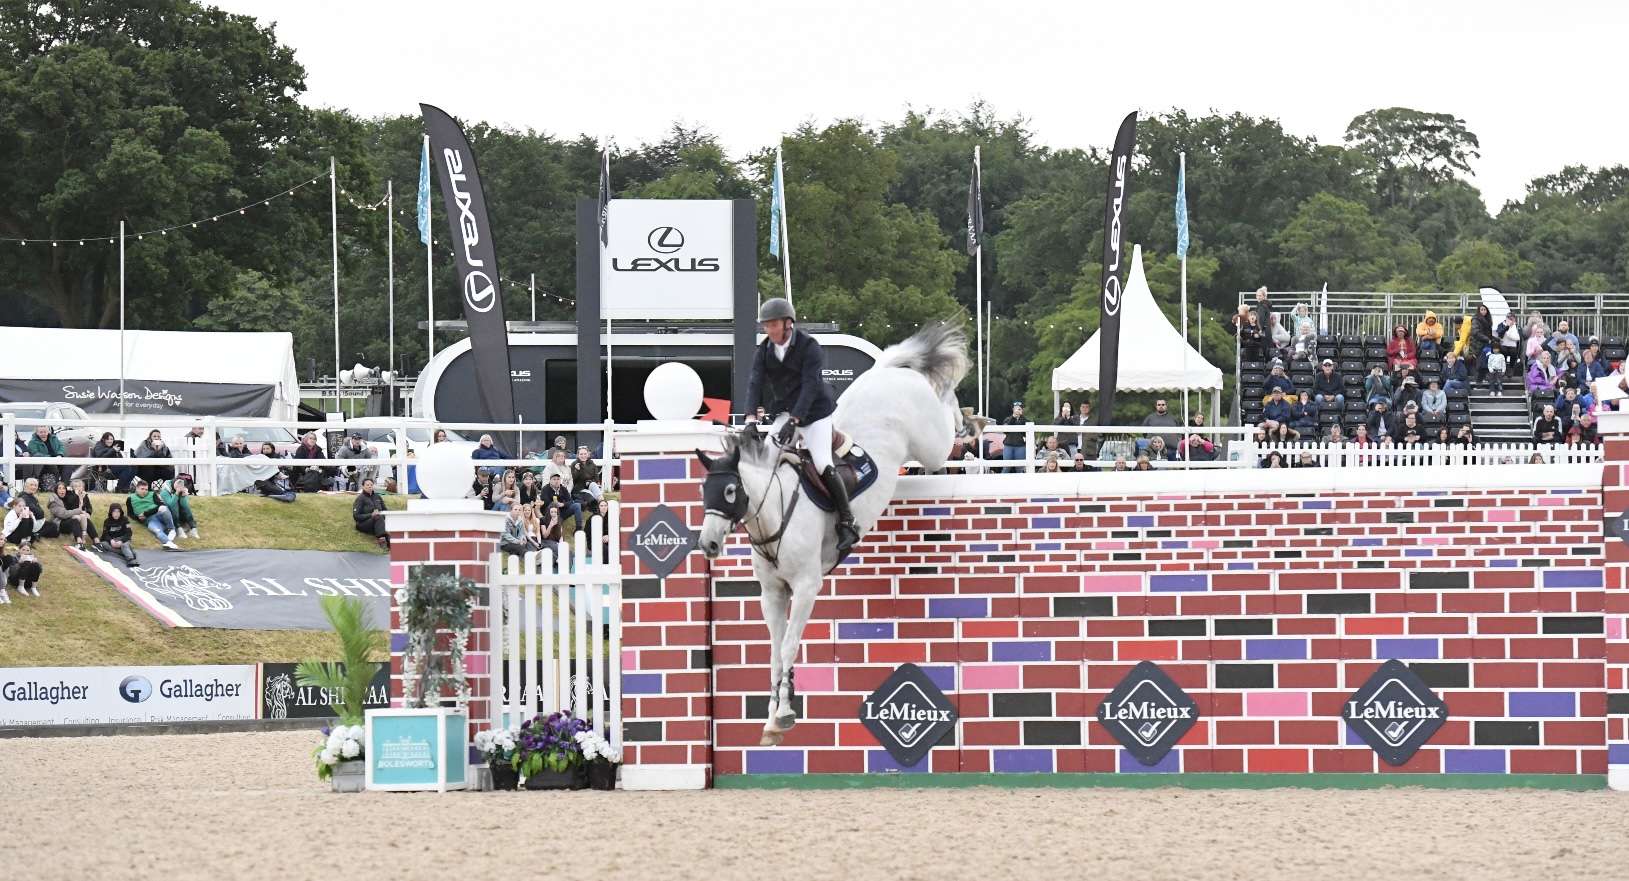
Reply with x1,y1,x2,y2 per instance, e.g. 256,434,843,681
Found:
802,416,834,472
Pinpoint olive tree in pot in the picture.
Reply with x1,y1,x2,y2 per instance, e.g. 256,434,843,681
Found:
297,595,385,793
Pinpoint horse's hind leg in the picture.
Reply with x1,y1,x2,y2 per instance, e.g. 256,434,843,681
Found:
773,574,821,731
759,579,790,746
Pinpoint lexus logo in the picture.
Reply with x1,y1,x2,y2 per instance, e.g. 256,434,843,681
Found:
464,270,496,313
647,226,685,254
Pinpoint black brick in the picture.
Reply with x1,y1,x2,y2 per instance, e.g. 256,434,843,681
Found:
1542,616,1603,635
1409,571,1469,590
1274,550,1303,559
714,580,761,598
908,565,938,574
1474,721,1540,746
1521,558,1548,568
1078,504,1105,513
1302,527,1333,536
1357,560,1386,569
1215,618,1274,636
1144,530,1172,538
623,721,664,742
624,578,663,599
1224,540,1253,549
1306,593,1371,614
690,649,711,670
1408,662,1470,689
1148,618,1207,637
1113,552,1141,561
1112,530,1140,538
984,505,1013,514
1571,546,1601,556
1023,721,1081,745
1215,664,1274,689
1608,694,1629,715
987,554,1015,563
992,692,1052,717
1432,498,1465,507
924,533,951,542
745,694,803,720
1053,596,1114,617
1385,512,1415,523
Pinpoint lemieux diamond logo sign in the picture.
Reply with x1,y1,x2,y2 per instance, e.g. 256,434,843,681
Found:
859,663,958,767
629,504,696,580
1342,659,1448,766
1096,661,1199,766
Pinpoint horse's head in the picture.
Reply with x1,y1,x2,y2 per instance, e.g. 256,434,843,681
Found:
695,429,766,558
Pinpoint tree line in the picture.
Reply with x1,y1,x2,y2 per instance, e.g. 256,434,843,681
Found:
4,1,1627,415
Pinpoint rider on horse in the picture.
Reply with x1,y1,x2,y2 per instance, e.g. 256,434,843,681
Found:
744,297,860,559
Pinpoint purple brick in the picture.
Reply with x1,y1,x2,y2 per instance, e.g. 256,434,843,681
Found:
622,673,664,695
867,750,931,773
929,597,988,618
1444,749,1506,773
727,546,751,556
992,641,1050,662
1508,692,1575,717
1227,562,1255,570
1490,559,1517,568
1245,638,1308,660
1610,744,1629,764
970,543,1000,552
1404,548,1434,558
838,622,894,640
1415,491,1447,497
921,665,956,692
1031,516,1061,529
637,457,688,481
1300,500,1332,510
1376,638,1439,659
1151,574,1208,592
745,749,805,774
993,749,1053,773
390,632,410,652
1543,569,1602,588
1036,542,1061,551
923,507,950,516
1352,538,1383,547
1119,749,1181,772
1162,540,1189,549
1344,722,1365,746
1127,515,1155,527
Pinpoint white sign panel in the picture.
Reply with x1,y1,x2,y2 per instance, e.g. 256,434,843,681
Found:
600,199,734,320
0,665,257,726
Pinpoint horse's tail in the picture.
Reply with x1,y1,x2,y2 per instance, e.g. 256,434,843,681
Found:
873,321,969,399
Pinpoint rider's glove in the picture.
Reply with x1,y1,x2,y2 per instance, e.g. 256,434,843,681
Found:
774,418,798,446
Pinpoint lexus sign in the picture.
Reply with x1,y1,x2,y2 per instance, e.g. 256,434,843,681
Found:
601,199,733,320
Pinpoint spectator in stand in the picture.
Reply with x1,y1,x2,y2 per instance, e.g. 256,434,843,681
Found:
1415,311,1445,359
529,498,562,556
432,429,449,444
1554,385,1585,422
571,445,601,492
538,472,579,536
1260,388,1296,442
1367,400,1393,441
335,432,377,490
125,479,178,549
1467,305,1495,381
1142,399,1182,450
1486,347,1509,396
1386,325,1417,373
470,471,495,510
255,468,297,503
2,539,43,600
90,431,130,492
1569,411,1598,446
1446,313,1471,362
134,430,175,487
1267,313,1292,363
1524,324,1548,363
98,503,140,567
498,504,531,557
1326,424,1346,445
541,449,575,494
1312,359,1345,408
1494,313,1521,364
1145,436,1174,461
1420,378,1447,416
1041,454,1062,473
1111,456,1128,472
1526,349,1558,394
1053,402,1079,454
1180,414,1216,462
1533,404,1562,444
25,424,65,487
552,435,570,457
1392,375,1421,412
1548,320,1580,358
1440,351,1468,394
1000,402,1029,461
1035,434,1065,461
1227,304,1267,364
1260,451,1287,469
1396,413,1424,446
290,431,327,491
1350,423,1372,446
518,471,540,510
1578,348,1608,388
1261,361,1295,400
1288,392,1320,438
222,435,252,458
1132,455,1154,472
1071,451,1091,472
1455,424,1475,446
495,469,521,512
259,441,282,458
1364,365,1392,408
1291,318,1318,367
472,434,506,478
48,480,94,549
159,477,199,540
352,477,388,548
1432,425,1452,446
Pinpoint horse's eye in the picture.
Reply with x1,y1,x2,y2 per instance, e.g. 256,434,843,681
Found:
724,483,737,504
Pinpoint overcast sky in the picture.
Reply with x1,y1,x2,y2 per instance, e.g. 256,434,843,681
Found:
216,0,1624,210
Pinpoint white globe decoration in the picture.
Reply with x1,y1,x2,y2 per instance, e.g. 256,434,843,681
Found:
644,362,704,422
416,441,479,500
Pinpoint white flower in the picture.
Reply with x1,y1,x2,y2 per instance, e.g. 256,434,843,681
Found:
474,731,492,750
602,748,621,764
348,725,366,741
319,748,339,765
326,732,345,752
340,738,361,759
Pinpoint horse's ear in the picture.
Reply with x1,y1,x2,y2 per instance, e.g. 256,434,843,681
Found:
693,449,714,472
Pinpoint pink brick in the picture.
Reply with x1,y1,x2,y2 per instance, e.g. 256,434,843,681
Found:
1081,574,1143,593
1537,496,1567,507
961,664,1022,689
465,653,488,675
622,649,638,670
1189,539,1220,549
1245,691,1310,717
1608,618,1624,640
796,665,837,693
1486,509,1517,522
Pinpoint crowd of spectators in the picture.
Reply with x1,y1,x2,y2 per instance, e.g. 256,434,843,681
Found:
475,435,610,556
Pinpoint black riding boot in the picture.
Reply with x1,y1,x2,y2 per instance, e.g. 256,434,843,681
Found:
821,466,860,560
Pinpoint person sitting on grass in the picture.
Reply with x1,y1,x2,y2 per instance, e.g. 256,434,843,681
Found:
126,479,179,549
499,504,530,558
351,477,388,548
98,503,140,568
3,496,41,546
48,480,95,549
256,468,297,503
539,471,581,535
159,477,200,540
528,498,562,559
1,540,43,601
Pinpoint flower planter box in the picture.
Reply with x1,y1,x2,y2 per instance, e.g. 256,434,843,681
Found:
588,761,619,791
330,760,366,793
364,707,468,792
523,766,588,790
489,762,520,791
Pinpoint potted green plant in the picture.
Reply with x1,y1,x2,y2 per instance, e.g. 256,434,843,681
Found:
473,727,520,791
296,595,384,792
577,729,621,791
399,567,476,707
514,711,589,790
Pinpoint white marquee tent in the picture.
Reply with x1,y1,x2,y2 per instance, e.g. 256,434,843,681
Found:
1050,244,1223,419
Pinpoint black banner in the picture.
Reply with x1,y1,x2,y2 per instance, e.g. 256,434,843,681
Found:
422,103,517,432
260,662,391,720
0,379,275,417
1096,111,1138,426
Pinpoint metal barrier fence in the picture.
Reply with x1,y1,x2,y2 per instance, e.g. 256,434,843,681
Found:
1239,440,1603,468
1236,290,1629,343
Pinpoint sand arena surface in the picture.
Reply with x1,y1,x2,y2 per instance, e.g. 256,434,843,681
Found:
0,729,1623,881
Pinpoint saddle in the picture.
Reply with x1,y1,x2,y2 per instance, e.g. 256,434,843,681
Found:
782,429,880,512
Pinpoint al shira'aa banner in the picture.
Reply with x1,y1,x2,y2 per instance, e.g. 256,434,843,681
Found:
1096,111,1138,426
421,103,518,435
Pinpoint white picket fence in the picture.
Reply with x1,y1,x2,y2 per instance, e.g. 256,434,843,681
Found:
486,503,623,752
1243,441,1603,468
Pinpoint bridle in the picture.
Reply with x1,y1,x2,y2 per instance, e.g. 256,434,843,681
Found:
702,433,801,566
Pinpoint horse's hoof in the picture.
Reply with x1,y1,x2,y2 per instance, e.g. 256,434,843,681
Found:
759,730,784,747
774,711,798,731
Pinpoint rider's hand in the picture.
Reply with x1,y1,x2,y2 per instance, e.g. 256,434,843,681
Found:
774,419,797,445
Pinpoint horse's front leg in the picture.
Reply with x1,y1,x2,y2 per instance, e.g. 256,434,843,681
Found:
773,574,822,732
758,580,790,746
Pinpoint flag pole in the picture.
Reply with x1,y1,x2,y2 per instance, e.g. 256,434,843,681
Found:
530,273,536,322
387,179,395,416
1179,152,1189,465
776,144,793,305
330,156,341,414
974,145,984,417
603,143,613,423
424,134,435,365
118,220,126,419
985,301,993,418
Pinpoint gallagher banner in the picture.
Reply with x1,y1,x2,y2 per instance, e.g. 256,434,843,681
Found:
67,547,391,630
0,665,256,726
1096,111,1138,426
421,103,518,430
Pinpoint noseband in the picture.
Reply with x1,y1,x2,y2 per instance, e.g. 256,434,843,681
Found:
703,458,799,565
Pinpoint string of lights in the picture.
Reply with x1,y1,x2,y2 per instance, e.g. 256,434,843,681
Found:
0,175,326,246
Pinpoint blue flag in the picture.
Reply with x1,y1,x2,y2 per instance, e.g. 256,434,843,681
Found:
1174,161,1189,260
768,149,785,259
416,137,431,245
